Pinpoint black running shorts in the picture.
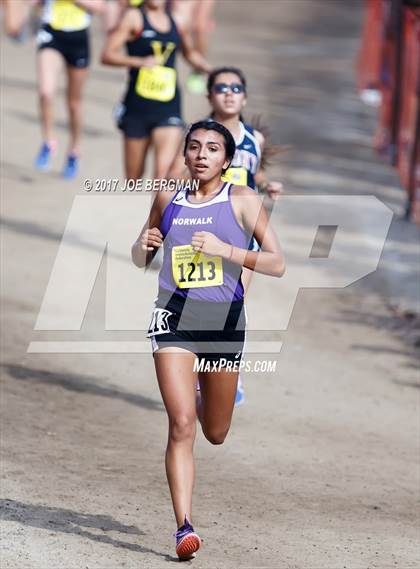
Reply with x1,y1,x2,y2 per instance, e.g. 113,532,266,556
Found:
37,25,90,68
115,103,184,138
147,290,246,366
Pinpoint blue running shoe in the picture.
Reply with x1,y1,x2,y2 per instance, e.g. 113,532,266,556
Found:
34,143,53,171
63,154,79,179
235,375,245,406
175,516,201,560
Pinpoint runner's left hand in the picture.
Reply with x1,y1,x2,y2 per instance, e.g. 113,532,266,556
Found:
191,231,229,257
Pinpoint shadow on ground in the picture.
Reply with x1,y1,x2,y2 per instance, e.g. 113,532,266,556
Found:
0,499,176,561
2,363,163,412
0,216,129,263
333,305,420,377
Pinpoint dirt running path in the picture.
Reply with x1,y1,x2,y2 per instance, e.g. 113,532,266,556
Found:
1,2,418,568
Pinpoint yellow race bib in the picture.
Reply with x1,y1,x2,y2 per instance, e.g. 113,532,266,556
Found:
136,65,176,102
172,245,223,289
222,167,248,186
51,0,87,31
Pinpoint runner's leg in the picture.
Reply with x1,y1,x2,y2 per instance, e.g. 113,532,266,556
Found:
198,367,238,444
124,136,150,180
151,126,184,178
37,48,63,145
154,348,198,528
66,65,89,155
193,0,215,57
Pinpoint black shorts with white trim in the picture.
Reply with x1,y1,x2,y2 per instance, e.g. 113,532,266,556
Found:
148,290,246,366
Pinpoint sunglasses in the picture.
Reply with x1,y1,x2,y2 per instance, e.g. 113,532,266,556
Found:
212,83,245,95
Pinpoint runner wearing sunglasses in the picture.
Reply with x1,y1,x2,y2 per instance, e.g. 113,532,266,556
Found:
34,0,106,178
168,67,284,405
207,67,283,198
101,0,211,181
132,120,285,560
169,67,283,203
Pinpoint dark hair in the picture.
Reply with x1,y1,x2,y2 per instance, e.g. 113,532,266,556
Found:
207,66,247,96
183,120,236,173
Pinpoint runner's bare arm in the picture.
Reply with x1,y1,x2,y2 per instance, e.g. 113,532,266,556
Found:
176,19,212,74
75,0,106,14
253,130,283,200
237,187,284,275
3,0,34,36
101,9,156,68
131,190,173,268
253,131,269,188
192,186,285,277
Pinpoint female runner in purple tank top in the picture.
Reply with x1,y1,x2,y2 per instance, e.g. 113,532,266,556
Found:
132,120,285,561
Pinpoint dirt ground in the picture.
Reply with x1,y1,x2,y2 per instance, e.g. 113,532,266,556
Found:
1,1,419,568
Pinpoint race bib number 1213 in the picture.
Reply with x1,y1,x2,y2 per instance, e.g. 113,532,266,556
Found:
172,245,223,289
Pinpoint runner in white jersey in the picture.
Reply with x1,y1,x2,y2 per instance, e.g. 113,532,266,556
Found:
34,0,105,178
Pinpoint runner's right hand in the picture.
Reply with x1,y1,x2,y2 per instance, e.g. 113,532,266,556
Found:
140,228,163,251
137,56,159,68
